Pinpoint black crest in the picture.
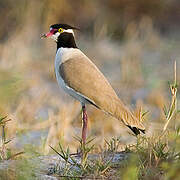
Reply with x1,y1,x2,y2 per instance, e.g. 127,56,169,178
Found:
50,24,79,30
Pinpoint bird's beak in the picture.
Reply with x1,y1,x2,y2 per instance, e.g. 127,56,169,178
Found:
40,32,53,39
40,29,56,39
40,33,47,39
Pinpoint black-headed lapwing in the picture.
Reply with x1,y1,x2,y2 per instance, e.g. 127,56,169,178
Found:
41,24,145,145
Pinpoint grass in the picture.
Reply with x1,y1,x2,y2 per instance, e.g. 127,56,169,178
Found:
0,116,24,161
1,131,179,179
47,130,180,179
49,136,112,179
124,132,180,180
163,61,178,132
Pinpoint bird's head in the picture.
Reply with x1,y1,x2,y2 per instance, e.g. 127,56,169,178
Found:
41,24,79,42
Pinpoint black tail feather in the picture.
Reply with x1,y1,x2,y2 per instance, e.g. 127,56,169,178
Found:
140,129,145,134
127,125,145,136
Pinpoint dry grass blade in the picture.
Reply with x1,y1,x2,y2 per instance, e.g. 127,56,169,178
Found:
0,116,11,125
163,61,178,132
0,116,23,160
7,151,25,160
49,145,70,163
49,145,78,167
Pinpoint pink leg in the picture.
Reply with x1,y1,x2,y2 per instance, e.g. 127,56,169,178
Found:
82,104,88,145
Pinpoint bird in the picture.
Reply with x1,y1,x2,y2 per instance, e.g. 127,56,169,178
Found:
41,23,145,145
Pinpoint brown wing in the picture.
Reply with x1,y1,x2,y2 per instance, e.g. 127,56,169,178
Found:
59,55,145,133
59,56,118,107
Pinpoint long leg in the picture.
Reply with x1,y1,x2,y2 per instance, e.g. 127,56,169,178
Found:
70,104,88,157
82,103,88,145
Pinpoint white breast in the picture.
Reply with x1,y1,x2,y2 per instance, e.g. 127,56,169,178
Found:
54,48,90,104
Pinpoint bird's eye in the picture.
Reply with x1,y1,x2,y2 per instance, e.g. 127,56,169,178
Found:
58,28,64,33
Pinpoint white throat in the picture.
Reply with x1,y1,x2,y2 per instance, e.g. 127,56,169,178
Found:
51,32,60,42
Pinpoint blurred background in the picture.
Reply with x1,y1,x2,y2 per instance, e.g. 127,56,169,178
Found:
0,0,180,153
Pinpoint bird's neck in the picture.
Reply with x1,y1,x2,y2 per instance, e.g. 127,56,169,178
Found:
57,32,77,50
